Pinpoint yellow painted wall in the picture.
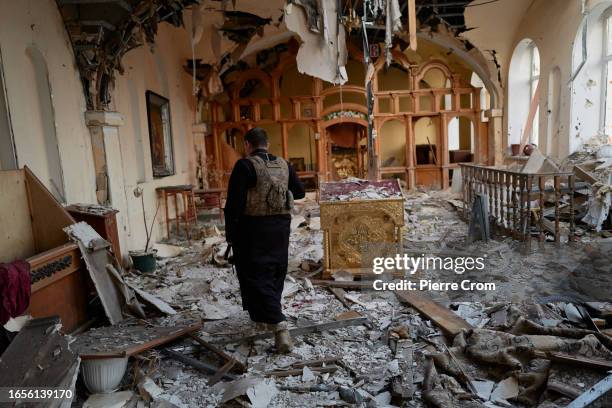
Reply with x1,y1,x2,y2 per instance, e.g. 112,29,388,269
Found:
379,120,406,166
287,123,316,169
415,117,440,145
259,123,283,157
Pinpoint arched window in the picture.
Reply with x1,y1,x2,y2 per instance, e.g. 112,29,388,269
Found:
529,44,541,145
602,10,612,134
508,39,540,149
569,4,612,154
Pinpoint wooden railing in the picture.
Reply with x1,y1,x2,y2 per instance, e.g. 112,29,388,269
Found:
459,164,576,249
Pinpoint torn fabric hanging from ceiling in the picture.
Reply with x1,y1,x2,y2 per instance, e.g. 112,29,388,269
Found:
385,0,403,65
285,0,348,85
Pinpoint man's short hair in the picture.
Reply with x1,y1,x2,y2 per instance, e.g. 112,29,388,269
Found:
245,127,269,148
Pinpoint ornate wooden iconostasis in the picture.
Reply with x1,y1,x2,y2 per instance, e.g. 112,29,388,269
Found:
208,41,488,190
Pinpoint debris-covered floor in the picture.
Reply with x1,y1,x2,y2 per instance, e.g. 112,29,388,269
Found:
75,192,611,408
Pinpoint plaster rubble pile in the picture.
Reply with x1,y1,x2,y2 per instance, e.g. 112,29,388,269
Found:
54,191,612,407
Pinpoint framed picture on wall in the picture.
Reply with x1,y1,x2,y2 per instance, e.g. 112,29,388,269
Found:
146,91,175,177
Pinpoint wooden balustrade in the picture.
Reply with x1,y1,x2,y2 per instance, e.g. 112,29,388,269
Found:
459,164,575,249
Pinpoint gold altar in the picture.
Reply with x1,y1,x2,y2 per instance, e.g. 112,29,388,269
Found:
319,180,405,278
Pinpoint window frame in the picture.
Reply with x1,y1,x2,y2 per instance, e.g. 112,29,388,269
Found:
145,90,175,178
528,41,540,144
601,9,612,134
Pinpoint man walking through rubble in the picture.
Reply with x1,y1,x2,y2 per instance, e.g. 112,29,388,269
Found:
224,127,305,353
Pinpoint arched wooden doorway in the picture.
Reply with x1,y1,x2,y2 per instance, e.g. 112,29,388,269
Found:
325,121,367,180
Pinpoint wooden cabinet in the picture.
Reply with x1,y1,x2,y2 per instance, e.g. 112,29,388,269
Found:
66,205,121,262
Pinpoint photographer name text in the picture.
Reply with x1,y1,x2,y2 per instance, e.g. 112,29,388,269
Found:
372,279,496,291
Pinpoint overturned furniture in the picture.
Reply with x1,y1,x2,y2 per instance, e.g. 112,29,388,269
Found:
460,163,576,249
319,179,404,278
0,167,87,332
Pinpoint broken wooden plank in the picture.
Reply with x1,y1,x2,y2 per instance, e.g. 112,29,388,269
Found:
65,222,124,324
265,365,338,378
0,316,80,407
208,359,237,386
335,310,363,321
329,289,376,328
573,165,597,184
328,286,352,309
162,348,237,381
106,264,146,319
395,290,472,337
128,283,177,315
73,320,202,359
216,317,368,345
188,333,246,372
547,380,582,400
532,351,612,371
443,343,478,396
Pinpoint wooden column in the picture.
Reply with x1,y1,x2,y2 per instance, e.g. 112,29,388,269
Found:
281,123,289,159
485,109,503,166
440,113,449,189
472,112,482,164
212,127,221,173
272,76,281,121
405,115,415,190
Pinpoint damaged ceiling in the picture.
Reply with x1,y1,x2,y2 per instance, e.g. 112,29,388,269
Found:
57,0,199,110
55,0,493,109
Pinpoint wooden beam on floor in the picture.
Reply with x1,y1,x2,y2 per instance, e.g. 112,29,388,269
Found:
532,351,612,371
328,286,352,309
188,333,246,372
395,290,472,337
162,348,237,381
265,366,338,377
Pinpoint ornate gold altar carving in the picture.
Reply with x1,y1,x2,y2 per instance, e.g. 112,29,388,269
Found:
320,198,405,277
332,155,358,179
